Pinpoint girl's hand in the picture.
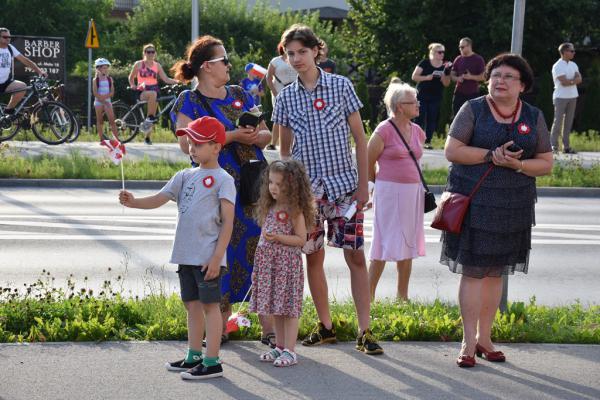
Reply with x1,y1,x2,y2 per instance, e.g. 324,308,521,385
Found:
233,126,259,145
119,190,135,207
263,231,279,242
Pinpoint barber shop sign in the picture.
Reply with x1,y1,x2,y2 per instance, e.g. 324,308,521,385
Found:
11,36,66,82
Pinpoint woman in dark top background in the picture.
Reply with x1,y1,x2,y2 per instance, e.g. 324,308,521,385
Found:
412,43,451,148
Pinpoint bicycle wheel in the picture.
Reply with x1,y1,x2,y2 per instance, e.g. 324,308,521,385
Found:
30,101,73,145
65,112,81,143
0,103,21,142
113,103,140,143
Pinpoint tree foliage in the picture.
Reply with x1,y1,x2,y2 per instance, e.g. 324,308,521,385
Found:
103,0,347,83
344,0,600,81
0,0,117,71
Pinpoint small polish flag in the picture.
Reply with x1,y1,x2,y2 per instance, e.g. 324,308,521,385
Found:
247,63,268,79
100,139,126,165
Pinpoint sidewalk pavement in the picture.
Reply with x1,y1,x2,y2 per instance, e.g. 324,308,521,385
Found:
1,341,598,400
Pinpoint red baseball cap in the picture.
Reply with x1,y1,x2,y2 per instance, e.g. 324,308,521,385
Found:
176,116,226,145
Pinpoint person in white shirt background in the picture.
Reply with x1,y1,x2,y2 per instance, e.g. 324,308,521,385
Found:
0,27,46,123
550,42,582,154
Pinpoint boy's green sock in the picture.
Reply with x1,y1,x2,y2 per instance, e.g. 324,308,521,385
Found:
185,348,203,364
202,356,220,367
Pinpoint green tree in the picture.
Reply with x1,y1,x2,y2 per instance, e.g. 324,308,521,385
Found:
1,0,117,72
104,0,346,82
344,0,600,80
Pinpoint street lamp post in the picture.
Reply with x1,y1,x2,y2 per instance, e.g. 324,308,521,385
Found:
501,0,527,313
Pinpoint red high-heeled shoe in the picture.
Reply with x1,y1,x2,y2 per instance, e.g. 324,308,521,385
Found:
476,344,506,362
456,354,476,368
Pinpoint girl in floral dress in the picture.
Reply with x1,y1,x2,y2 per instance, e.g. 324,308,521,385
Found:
250,160,315,367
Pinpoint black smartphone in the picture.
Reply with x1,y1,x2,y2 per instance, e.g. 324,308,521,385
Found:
507,143,522,152
237,111,263,128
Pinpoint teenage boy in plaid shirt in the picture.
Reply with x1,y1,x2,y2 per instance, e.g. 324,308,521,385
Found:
272,24,383,355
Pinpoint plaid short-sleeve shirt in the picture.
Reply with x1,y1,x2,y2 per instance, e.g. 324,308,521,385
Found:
272,68,363,200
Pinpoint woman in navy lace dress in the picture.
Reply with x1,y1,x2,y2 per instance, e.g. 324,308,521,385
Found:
442,54,553,367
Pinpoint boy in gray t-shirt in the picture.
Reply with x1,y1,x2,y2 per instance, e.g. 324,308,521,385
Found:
119,116,235,380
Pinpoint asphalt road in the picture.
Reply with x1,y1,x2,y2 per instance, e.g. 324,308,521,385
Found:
1,187,599,306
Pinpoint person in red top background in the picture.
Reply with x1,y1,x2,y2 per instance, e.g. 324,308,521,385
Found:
451,37,485,118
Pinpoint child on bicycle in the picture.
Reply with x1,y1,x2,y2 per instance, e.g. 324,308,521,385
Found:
93,58,119,142
119,116,235,380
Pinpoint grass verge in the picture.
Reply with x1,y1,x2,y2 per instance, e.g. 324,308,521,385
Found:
1,273,598,344
1,149,598,187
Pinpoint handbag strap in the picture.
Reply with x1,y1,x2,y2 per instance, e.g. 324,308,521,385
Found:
195,89,245,166
468,164,494,198
389,119,431,192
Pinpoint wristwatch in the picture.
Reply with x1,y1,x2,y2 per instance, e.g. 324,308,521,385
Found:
484,149,493,163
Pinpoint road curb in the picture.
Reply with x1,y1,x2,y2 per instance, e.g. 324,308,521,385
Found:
1,178,599,197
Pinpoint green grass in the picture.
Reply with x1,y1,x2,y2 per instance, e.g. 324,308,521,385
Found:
422,164,600,187
425,131,600,151
1,148,598,187
1,271,598,344
0,148,188,180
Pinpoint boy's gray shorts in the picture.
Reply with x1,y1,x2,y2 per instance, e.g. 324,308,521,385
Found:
177,265,225,304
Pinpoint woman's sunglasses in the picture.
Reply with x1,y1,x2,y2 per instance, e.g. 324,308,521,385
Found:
206,56,230,66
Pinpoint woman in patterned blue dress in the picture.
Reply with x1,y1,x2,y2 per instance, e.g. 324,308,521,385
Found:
171,35,274,342
442,54,553,367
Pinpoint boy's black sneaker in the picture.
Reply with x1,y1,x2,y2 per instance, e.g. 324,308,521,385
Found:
165,358,203,372
356,329,384,355
144,137,153,145
180,363,223,380
301,322,337,346
564,147,577,154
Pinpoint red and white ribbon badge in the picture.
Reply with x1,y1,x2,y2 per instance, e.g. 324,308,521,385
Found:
276,211,289,223
203,176,215,188
232,99,243,110
313,98,326,111
517,123,531,135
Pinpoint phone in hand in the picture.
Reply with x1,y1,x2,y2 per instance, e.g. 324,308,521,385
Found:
507,143,522,152
237,111,263,128
432,70,443,78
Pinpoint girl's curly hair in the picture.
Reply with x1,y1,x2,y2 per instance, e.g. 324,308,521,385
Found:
254,160,315,231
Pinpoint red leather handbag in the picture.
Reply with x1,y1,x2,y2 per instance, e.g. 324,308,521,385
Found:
431,165,494,234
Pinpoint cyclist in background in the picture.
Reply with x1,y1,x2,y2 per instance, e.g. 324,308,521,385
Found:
128,43,179,144
0,27,46,124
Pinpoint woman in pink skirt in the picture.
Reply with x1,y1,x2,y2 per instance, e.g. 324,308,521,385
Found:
367,79,426,301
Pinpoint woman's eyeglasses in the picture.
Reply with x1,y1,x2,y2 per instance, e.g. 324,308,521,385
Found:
145,50,156,54
490,72,521,82
436,50,445,54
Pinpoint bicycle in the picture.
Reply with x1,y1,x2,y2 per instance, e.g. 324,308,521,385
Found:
107,84,187,143
0,76,76,145
41,79,81,143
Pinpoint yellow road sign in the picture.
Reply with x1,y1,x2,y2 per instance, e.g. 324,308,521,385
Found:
85,20,99,49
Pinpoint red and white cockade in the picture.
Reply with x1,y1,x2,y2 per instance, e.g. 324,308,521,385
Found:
203,176,215,188
276,210,289,223
232,99,243,110
517,123,531,135
313,98,326,111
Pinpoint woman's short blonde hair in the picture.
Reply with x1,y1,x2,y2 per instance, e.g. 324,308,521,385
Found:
383,81,418,117
428,42,444,58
